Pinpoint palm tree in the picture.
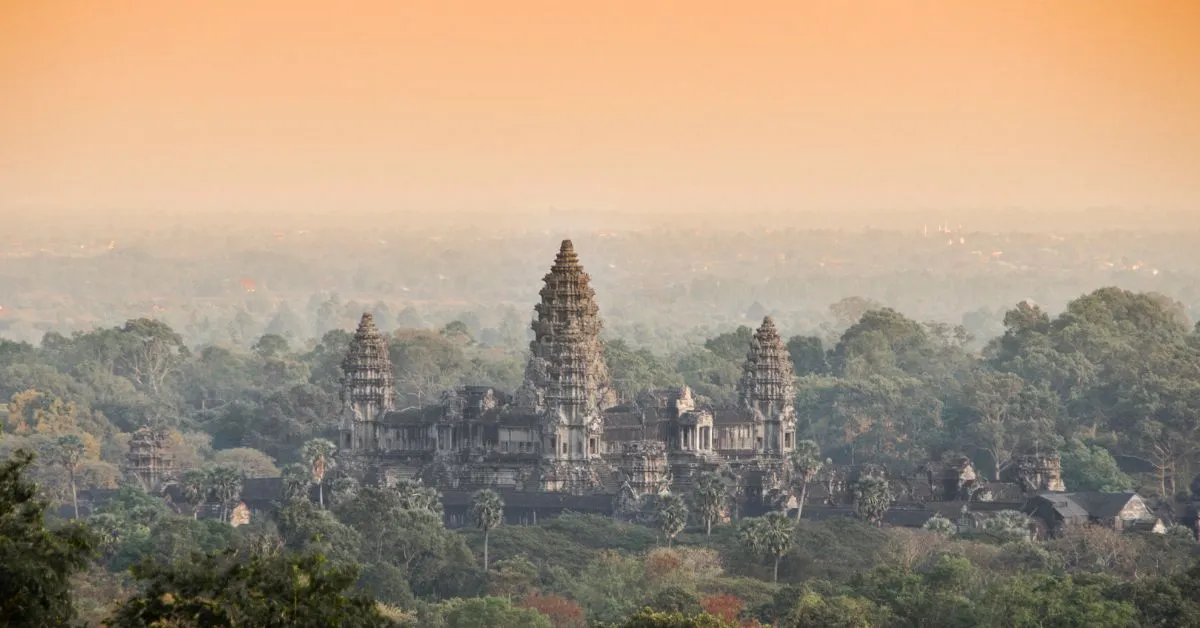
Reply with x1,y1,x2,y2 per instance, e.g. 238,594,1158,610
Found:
206,466,243,524
301,438,338,509
923,515,955,536
470,489,504,570
740,512,794,583
178,469,209,519
393,478,443,516
658,494,689,547
981,509,1033,542
691,472,726,536
52,435,86,519
853,476,891,527
280,463,313,503
789,440,824,523
87,512,124,558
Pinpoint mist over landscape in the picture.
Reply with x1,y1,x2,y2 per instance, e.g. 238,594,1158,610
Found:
3,207,1199,351
5,1,1200,627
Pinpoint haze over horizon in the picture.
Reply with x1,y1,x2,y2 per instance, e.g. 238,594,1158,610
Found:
2,0,1199,219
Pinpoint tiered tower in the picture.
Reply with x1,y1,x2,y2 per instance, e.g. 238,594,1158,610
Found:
518,240,615,465
737,316,796,456
1014,453,1067,493
622,440,671,496
339,313,396,453
126,425,174,492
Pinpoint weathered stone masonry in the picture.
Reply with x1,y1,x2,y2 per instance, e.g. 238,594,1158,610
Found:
338,240,797,508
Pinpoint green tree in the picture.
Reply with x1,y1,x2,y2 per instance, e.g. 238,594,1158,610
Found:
252,333,291,359
956,370,1027,480
212,446,279,478
390,478,443,516
470,489,504,570
783,590,885,628
740,512,793,583
115,318,189,397
647,587,703,615
276,499,362,567
616,608,735,627
1060,439,1135,492
605,339,682,402
332,487,472,598
787,335,829,376
690,472,726,536
280,462,313,502
923,515,955,536
51,434,86,519
109,551,394,627
388,330,468,406
301,438,337,509
440,320,474,345
704,326,754,362
789,439,824,522
657,494,689,548
427,596,551,628
206,465,242,523
178,468,209,520
981,573,1135,627
830,308,931,378
86,511,126,559
1,450,96,626
981,510,1032,542
853,477,891,527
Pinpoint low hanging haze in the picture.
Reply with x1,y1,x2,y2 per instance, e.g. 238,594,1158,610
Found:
2,0,1198,226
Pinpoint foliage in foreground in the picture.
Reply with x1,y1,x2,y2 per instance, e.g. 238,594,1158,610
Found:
0,449,96,627
109,550,395,627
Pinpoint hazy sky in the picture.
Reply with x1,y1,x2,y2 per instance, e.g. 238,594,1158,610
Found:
2,0,1198,216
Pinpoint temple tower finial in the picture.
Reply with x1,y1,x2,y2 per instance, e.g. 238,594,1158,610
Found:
738,315,796,456
339,312,395,452
126,425,174,493
518,240,614,467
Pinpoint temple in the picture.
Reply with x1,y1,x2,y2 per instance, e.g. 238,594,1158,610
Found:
338,240,797,507
125,425,174,492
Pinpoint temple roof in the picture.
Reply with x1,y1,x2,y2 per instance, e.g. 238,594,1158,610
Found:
552,239,581,270
342,312,396,410
346,313,389,363
518,238,614,419
737,315,795,409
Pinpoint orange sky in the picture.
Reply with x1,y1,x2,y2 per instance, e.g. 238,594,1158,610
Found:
1,0,1198,216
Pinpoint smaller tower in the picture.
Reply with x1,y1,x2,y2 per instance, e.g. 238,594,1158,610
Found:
737,316,796,456
340,313,396,453
622,440,671,496
1014,453,1066,493
941,455,978,500
126,425,174,492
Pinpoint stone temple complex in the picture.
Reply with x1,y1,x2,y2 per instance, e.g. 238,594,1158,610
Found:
338,240,797,507
93,239,1156,535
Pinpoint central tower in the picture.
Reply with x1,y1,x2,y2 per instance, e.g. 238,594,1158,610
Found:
518,240,615,467
737,316,796,457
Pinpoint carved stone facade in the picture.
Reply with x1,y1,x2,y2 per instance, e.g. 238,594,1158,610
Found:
737,316,797,457
125,425,174,492
622,440,671,496
338,240,795,505
1013,453,1067,493
516,240,616,477
339,313,396,455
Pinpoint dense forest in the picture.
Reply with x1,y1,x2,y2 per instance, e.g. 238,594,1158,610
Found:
4,281,1200,625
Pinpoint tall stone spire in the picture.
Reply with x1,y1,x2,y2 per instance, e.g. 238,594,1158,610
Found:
340,313,395,452
738,316,796,455
519,240,614,464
